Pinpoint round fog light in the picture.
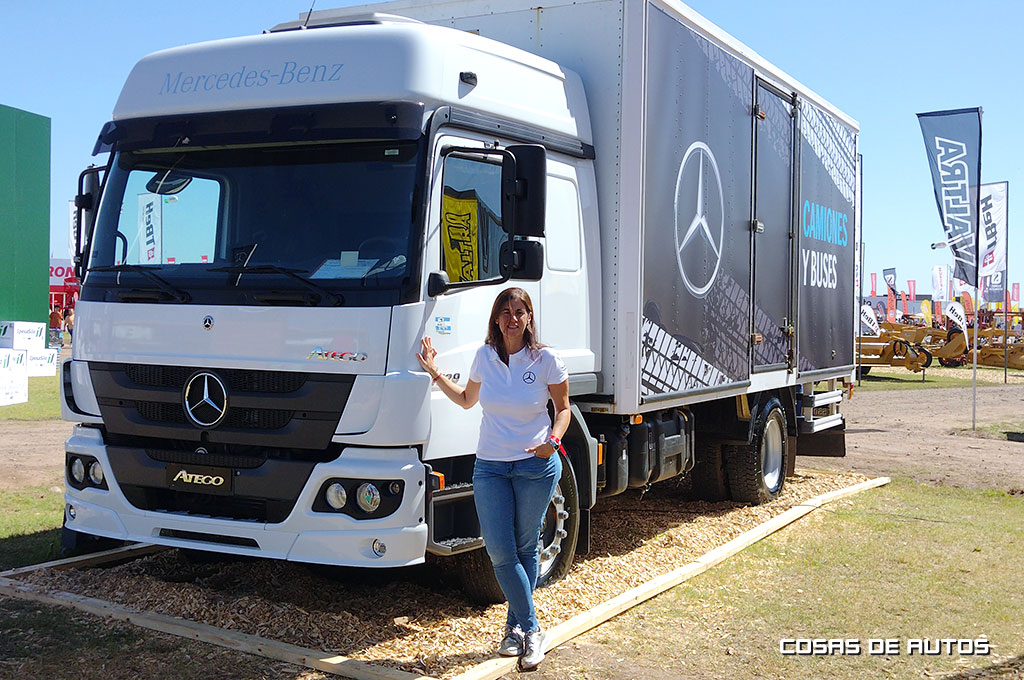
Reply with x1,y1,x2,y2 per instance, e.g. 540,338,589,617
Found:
67,504,76,520
88,461,104,486
388,481,401,495
356,482,381,512
70,458,85,484
372,539,387,557
325,482,347,510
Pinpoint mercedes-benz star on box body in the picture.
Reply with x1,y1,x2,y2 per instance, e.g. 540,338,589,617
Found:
62,0,859,598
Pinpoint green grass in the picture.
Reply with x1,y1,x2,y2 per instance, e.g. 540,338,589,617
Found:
0,485,64,571
570,477,1024,680
0,373,62,421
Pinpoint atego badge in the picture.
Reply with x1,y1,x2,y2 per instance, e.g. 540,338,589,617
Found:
166,463,233,495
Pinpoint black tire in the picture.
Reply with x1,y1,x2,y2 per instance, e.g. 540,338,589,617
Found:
59,525,123,559
917,346,933,369
724,397,788,504
455,547,505,605
536,455,580,589
688,438,729,501
457,456,581,604
856,365,872,378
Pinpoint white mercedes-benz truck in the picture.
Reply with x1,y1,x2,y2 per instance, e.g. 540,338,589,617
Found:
62,0,859,601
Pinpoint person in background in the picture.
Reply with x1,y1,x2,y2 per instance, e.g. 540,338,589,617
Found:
63,306,75,343
49,305,63,331
416,287,569,671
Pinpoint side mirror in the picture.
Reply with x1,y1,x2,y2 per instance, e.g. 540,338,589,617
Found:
427,270,451,298
74,166,103,280
507,144,546,238
500,240,544,281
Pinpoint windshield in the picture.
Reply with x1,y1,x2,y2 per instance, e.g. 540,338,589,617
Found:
87,139,421,306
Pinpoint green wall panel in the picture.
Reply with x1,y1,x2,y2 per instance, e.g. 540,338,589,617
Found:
0,104,50,324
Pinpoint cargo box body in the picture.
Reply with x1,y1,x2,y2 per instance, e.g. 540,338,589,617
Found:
318,0,860,414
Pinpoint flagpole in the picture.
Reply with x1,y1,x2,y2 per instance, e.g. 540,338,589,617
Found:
1004,183,1010,384
972,108,983,431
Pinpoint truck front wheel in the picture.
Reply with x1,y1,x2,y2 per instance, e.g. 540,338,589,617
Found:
724,396,788,503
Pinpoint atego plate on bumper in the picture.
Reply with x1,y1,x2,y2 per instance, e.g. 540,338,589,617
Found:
166,463,234,495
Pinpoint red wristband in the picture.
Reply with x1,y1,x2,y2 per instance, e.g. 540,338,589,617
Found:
432,373,442,383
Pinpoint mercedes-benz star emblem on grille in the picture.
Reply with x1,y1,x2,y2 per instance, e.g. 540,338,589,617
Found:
674,141,725,298
202,315,214,331
183,372,228,428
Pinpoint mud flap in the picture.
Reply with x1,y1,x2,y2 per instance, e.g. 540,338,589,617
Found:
795,426,847,458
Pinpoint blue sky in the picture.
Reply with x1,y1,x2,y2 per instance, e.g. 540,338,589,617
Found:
1,0,1020,300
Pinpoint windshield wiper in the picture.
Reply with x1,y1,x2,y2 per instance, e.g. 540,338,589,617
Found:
89,264,192,303
208,265,345,306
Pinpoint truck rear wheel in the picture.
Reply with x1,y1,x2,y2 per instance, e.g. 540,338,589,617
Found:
725,397,788,504
457,456,581,604
688,438,729,501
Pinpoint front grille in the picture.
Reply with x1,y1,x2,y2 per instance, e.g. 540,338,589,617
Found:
147,448,268,469
125,364,306,393
134,400,293,430
90,362,355,449
122,486,294,523
136,401,186,424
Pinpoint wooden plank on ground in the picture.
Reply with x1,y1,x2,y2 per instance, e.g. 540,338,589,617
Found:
0,577,431,680
449,476,891,680
0,544,168,578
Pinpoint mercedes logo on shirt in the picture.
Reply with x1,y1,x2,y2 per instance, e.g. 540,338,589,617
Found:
522,371,537,384
674,141,725,298
183,372,228,428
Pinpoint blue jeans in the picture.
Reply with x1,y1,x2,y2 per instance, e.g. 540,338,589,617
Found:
473,454,561,633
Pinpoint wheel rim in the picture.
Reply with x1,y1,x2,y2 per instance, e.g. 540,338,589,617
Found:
761,416,783,492
537,482,567,581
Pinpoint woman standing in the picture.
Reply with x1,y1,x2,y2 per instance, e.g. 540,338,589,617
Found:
417,287,570,670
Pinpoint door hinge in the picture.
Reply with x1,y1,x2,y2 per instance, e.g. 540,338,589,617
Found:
753,104,766,121
751,332,764,346
751,219,765,233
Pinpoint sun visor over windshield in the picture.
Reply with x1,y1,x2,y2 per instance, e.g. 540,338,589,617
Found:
92,101,425,155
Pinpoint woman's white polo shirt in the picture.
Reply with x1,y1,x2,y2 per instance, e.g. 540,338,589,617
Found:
469,344,569,462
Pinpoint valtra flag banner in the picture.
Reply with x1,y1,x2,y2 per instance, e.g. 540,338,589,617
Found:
886,287,897,322
917,108,983,285
1014,283,1020,303
908,280,916,301
901,291,908,316
870,272,877,296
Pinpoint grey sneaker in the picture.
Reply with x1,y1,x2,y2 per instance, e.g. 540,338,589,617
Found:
497,624,524,657
519,628,547,670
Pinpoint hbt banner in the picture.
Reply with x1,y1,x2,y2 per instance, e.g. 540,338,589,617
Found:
979,182,1008,276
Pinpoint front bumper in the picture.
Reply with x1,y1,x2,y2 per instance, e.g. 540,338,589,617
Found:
63,426,428,568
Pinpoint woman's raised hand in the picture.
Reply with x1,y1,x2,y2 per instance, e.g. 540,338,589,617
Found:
416,337,439,377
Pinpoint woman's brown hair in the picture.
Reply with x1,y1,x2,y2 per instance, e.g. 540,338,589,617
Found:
486,287,541,364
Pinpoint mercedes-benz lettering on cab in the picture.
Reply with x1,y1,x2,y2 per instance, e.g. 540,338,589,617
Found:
62,1,857,600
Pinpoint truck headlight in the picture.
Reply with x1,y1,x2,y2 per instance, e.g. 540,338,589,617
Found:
356,482,381,513
70,457,86,484
88,461,104,486
325,482,348,510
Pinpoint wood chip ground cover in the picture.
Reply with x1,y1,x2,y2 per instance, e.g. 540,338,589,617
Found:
15,470,867,678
